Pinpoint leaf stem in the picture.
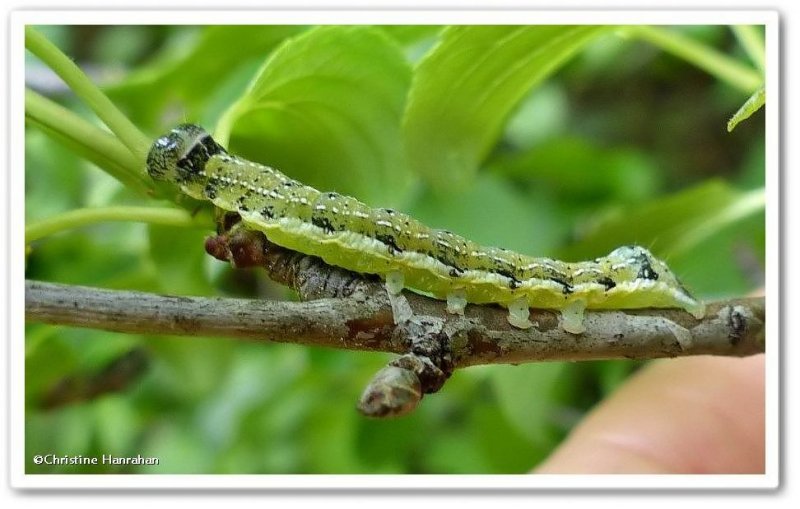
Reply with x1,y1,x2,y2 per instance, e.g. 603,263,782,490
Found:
25,26,151,162
628,25,762,93
25,89,151,195
731,25,765,72
665,187,765,257
25,206,202,244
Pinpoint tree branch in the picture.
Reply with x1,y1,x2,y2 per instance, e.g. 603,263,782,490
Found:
25,226,765,418
25,280,765,363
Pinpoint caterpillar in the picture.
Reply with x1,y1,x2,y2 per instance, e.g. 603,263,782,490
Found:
146,124,705,334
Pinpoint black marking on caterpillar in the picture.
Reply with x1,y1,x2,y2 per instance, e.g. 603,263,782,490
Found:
634,250,660,281
546,276,573,295
146,124,706,334
597,276,617,291
375,233,403,254
311,215,336,234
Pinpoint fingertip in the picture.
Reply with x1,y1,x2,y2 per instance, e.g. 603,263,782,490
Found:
534,355,765,474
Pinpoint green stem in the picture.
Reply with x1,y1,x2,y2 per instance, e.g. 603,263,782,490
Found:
731,25,765,72
26,89,151,195
629,25,762,93
26,206,203,244
213,100,247,147
665,187,765,257
25,26,151,162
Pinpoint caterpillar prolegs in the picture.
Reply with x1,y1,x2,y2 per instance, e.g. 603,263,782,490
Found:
147,124,706,334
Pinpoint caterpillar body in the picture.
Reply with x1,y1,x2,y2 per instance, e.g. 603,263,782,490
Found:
147,124,705,333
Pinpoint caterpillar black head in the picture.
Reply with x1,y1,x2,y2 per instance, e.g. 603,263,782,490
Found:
146,124,226,184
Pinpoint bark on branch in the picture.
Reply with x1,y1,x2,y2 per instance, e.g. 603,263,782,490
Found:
26,227,765,417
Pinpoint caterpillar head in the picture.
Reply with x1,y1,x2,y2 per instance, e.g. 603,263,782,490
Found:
146,124,226,184
605,245,669,281
605,245,704,319
606,245,693,295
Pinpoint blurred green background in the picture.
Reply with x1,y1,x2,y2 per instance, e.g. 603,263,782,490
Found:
24,25,765,474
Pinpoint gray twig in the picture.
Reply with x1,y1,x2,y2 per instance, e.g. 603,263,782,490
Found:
26,227,765,417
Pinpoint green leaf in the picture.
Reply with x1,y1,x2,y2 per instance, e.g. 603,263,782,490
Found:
148,336,235,402
93,395,141,457
491,362,576,447
198,345,309,450
407,173,564,256
25,128,88,222
665,186,765,257
148,224,214,296
109,26,307,128
629,25,762,94
669,211,765,296
27,405,95,473
25,329,79,407
139,420,215,473
561,180,764,259
216,26,413,205
403,25,611,190
588,360,641,396
378,25,443,46
154,26,306,101
304,398,363,473
487,137,662,202
355,410,419,472
472,402,546,472
501,82,569,149
422,427,492,474
560,181,765,296
727,86,765,132
25,91,149,195
731,25,765,72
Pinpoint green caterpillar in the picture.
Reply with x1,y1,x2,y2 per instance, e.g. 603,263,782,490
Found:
147,124,705,333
